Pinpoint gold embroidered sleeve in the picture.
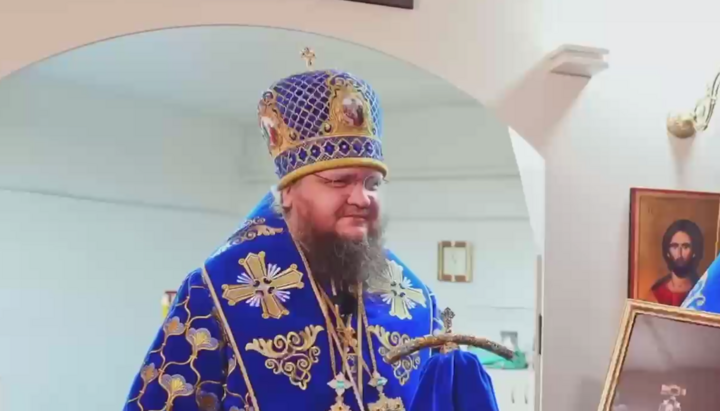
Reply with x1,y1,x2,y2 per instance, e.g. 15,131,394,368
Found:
125,270,228,411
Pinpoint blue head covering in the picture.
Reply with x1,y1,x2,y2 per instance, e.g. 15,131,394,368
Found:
257,68,386,188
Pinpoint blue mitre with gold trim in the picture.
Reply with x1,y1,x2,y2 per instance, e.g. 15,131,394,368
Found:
683,253,720,311
258,57,386,188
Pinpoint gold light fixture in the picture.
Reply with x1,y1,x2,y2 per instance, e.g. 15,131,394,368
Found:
667,70,720,138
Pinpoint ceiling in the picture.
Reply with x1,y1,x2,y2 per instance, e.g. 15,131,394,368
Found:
22,26,476,119
623,314,720,372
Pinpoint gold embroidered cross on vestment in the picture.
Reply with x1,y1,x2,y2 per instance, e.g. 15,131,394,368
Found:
222,251,304,319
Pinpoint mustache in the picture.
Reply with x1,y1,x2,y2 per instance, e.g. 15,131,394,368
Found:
337,205,375,220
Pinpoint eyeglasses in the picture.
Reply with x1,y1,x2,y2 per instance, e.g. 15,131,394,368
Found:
313,173,387,192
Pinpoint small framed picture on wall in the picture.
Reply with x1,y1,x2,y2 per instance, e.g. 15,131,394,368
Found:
438,241,473,283
161,290,177,318
629,188,720,307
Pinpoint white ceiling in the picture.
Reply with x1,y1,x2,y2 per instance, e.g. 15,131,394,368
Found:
623,314,720,372
22,26,476,119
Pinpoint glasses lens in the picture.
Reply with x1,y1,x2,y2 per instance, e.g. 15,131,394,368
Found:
364,175,385,192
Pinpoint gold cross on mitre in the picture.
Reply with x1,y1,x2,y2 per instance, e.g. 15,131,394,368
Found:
301,47,316,68
221,251,304,319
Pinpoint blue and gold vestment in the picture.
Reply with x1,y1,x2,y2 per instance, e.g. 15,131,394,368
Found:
125,62,499,411
125,193,441,410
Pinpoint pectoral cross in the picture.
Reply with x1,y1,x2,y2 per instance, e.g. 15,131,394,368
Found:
301,47,316,68
368,372,405,411
221,251,304,319
328,373,351,411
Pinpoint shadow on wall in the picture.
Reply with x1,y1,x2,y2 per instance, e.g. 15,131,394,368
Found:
490,55,590,155
667,131,696,186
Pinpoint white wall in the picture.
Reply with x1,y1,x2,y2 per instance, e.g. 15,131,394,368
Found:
0,190,236,411
0,73,247,214
0,71,536,410
528,3,720,410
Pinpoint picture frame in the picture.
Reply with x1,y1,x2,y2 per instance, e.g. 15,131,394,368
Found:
437,241,473,283
598,299,720,411
629,188,720,307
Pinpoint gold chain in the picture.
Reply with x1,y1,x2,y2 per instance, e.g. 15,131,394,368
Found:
319,284,383,378
359,286,380,374
293,240,366,411
321,284,382,378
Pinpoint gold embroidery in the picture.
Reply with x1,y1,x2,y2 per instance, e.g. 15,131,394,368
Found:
222,251,305,319
187,328,220,353
245,325,324,390
230,218,284,244
214,218,284,257
163,316,186,336
227,392,256,411
370,260,427,320
227,355,237,376
196,390,220,411
212,307,230,349
367,325,420,386
160,374,194,401
202,267,260,411
140,363,159,384
128,276,229,411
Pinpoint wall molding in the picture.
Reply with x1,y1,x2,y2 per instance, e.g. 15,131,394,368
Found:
0,186,241,218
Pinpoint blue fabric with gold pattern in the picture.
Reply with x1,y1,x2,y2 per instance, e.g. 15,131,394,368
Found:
682,253,720,312
258,69,386,189
125,193,442,410
125,67,498,411
409,350,499,411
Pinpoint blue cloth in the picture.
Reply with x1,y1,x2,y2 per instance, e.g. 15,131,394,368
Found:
682,253,720,311
410,350,499,411
126,192,477,410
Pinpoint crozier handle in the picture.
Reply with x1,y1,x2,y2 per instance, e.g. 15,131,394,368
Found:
384,334,514,364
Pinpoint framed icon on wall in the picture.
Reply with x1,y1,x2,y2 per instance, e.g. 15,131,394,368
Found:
438,241,473,283
629,188,720,307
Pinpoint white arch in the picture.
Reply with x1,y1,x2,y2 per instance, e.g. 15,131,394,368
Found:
0,0,545,113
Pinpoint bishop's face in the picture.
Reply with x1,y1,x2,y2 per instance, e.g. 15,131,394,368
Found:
283,167,383,242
